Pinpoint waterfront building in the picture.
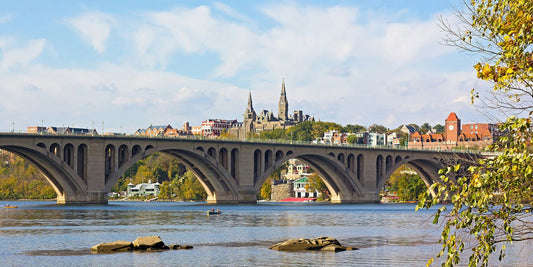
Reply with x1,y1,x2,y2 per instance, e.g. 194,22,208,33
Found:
408,112,501,150
293,177,319,198
229,80,314,138
126,180,161,197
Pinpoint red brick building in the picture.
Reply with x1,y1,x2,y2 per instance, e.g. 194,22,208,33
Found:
408,112,500,150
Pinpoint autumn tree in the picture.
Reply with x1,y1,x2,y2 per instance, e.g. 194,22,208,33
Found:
259,177,272,200
306,173,330,201
418,1,533,266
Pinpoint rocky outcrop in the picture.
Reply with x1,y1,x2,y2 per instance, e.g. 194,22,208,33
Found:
91,241,133,253
91,236,193,254
269,237,358,252
133,236,168,250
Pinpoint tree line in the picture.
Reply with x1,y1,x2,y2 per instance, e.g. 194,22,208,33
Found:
0,155,56,199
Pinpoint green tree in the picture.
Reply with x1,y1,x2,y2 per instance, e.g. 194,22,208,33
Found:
420,123,431,134
433,124,444,133
343,124,366,133
368,124,388,133
346,135,358,144
306,173,330,201
418,1,533,265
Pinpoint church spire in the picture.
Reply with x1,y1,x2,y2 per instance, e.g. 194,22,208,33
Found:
244,90,256,121
278,79,288,121
247,90,253,109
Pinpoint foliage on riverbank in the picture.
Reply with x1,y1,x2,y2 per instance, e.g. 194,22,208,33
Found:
0,155,56,199
386,165,426,201
113,153,206,201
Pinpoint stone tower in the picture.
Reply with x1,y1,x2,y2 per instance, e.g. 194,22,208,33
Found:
243,91,256,134
278,80,289,121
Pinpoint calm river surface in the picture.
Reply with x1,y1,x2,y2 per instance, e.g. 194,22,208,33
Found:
1,201,532,266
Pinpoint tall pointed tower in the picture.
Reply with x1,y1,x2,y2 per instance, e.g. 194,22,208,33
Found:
278,80,289,121
243,91,256,134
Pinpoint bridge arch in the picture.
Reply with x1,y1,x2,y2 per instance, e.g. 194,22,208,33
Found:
106,145,240,203
377,155,444,198
0,144,88,204
258,151,365,203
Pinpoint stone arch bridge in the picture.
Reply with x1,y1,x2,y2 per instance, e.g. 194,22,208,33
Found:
0,133,482,204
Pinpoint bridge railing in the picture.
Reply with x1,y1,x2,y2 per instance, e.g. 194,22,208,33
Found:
0,131,486,154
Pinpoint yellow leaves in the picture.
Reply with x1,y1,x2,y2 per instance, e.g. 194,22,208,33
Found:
471,174,482,188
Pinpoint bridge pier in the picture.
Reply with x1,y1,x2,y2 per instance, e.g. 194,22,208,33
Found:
56,191,108,205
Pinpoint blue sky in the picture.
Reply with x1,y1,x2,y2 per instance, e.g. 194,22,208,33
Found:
0,0,497,133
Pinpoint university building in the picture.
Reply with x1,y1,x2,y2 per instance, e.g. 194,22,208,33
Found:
229,81,314,138
408,112,501,150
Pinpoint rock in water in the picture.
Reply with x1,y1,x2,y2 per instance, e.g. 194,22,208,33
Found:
132,236,168,250
91,241,133,253
269,237,355,252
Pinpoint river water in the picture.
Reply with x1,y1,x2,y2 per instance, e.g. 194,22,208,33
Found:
0,201,531,266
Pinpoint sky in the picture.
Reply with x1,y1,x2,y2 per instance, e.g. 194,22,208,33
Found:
0,0,498,133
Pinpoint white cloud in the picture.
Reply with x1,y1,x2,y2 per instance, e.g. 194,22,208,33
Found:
0,38,45,70
0,14,14,24
213,2,251,23
66,11,114,53
0,3,496,132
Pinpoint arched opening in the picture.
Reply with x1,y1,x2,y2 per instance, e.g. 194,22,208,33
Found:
337,153,345,164
105,144,115,183
219,148,228,170
286,151,293,156
50,143,61,158
328,152,335,157
258,153,365,203
347,154,355,172
63,144,74,168
386,155,393,173
395,156,402,164
196,146,204,152
118,145,128,168
110,148,240,204
145,145,154,151
254,149,262,180
77,144,87,182
231,148,239,182
275,150,284,162
376,155,383,187
0,145,89,203
37,143,46,150
207,147,216,158
381,159,442,203
132,145,141,157
0,147,58,200
357,154,364,181
264,150,273,172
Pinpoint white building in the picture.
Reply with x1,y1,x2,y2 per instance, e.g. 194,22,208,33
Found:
293,177,319,198
127,180,161,197
368,132,387,146
284,159,310,180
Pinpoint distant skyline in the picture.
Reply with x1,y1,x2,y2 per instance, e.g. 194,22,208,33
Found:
0,0,498,133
